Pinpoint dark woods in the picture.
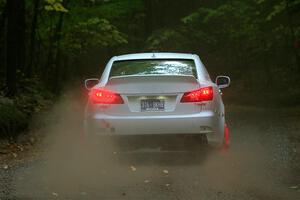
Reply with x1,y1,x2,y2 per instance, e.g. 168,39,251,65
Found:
0,0,300,138
1,0,300,99
5,0,25,96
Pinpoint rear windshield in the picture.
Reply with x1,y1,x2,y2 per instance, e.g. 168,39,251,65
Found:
110,59,197,78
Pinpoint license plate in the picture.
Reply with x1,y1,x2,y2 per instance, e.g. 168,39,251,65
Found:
141,99,165,111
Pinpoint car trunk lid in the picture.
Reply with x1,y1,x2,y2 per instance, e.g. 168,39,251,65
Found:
102,75,202,115
105,75,200,94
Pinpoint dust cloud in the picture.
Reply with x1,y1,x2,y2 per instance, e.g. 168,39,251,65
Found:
12,90,296,199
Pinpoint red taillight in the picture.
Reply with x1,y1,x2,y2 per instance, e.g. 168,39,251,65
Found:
90,89,124,104
180,86,213,103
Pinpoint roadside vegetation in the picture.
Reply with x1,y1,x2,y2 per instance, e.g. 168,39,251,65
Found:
0,0,300,139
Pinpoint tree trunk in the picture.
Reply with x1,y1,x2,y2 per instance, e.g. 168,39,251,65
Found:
285,0,300,73
6,0,25,96
0,3,7,76
0,2,7,35
52,11,65,93
44,15,55,81
44,0,68,92
145,0,155,37
26,0,40,77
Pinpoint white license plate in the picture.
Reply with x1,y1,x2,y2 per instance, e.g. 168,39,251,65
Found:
141,99,165,111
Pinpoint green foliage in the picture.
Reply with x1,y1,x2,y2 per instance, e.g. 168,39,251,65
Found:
0,0,5,9
63,17,127,57
67,0,143,25
45,0,68,12
266,1,285,21
16,77,54,115
180,1,264,63
0,77,53,139
266,0,300,21
82,0,142,19
145,29,187,51
0,99,27,139
170,0,300,105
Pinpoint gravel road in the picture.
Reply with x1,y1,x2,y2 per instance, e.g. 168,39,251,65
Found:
0,103,299,200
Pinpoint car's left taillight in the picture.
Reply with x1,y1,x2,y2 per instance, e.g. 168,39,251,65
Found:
180,86,213,103
90,89,124,104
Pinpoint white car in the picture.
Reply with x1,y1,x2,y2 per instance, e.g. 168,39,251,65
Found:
84,53,230,147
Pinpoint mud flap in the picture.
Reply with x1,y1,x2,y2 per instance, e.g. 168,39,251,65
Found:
224,123,230,148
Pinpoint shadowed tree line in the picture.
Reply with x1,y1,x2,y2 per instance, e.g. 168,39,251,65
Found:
0,0,299,138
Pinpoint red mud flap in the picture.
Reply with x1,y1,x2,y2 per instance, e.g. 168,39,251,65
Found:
220,123,230,152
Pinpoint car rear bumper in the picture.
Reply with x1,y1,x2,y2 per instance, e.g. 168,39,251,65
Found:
85,111,223,143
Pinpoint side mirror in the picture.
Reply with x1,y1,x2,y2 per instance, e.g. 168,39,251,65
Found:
215,76,230,89
84,78,99,90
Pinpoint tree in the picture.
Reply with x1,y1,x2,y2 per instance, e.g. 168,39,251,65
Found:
6,0,25,96
43,0,68,91
26,0,41,77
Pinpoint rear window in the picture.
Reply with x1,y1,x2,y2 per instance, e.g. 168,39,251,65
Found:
110,59,197,78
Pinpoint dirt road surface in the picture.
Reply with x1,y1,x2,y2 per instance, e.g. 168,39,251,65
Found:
0,101,299,200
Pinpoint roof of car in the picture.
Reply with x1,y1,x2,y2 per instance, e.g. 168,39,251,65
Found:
113,52,198,61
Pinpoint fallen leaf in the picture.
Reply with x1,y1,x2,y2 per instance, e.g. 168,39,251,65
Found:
130,166,137,172
52,192,58,196
17,145,24,152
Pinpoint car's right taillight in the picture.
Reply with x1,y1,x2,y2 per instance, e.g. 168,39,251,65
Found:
180,86,213,103
90,89,124,104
